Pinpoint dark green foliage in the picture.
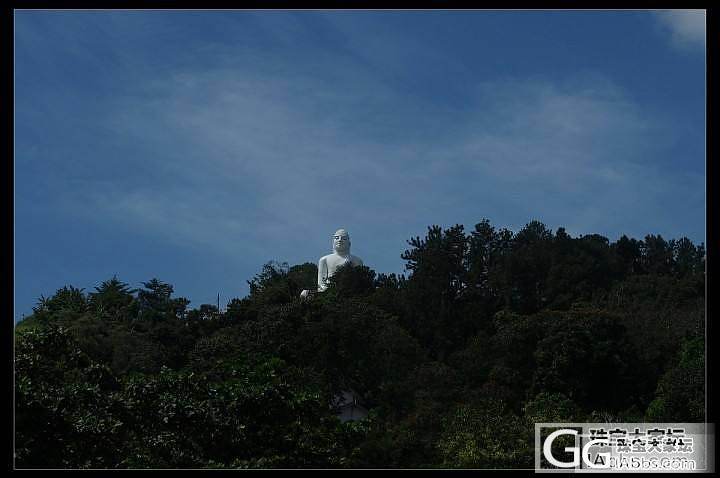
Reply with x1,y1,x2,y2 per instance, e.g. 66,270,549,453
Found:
15,326,126,468
400,224,469,357
324,264,377,298
15,326,365,468
88,276,137,320
641,234,674,275
671,237,705,277
438,398,532,468
138,278,181,322
246,261,316,306
116,361,351,468
523,392,581,424
530,309,639,411
15,219,705,468
646,336,704,422
28,285,88,328
603,273,704,405
37,285,88,315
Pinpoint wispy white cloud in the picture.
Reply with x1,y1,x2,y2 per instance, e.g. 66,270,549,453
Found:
70,63,687,267
70,64,410,264
430,75,692,239
458,76,660,182
654,9,706,49
25,12,701,279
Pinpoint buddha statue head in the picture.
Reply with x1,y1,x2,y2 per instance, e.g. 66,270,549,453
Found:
332,229,351,256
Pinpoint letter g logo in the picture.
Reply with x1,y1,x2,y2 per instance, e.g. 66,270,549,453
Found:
543,429,579,468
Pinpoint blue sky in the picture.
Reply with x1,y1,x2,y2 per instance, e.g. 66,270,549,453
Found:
15,10,705,320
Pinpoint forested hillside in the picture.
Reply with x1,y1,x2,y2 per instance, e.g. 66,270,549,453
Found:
14,219,705,468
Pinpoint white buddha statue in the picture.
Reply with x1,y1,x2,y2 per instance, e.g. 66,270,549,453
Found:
318,229,364,292
301,228,364,298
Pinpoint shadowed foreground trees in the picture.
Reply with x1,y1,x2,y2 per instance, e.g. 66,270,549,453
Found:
15,219,705,468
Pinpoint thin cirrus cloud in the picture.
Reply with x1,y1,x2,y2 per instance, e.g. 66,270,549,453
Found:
654,9,706,49
423,76,692,238
86,66,408,260
71,63,688,266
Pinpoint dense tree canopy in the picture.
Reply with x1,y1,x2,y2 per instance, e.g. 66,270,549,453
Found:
15,219,705,468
